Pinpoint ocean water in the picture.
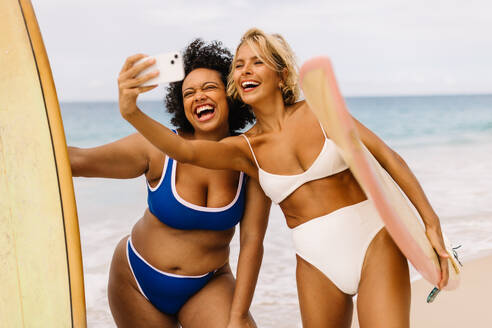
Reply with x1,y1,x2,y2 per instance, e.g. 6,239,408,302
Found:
62,95,492,327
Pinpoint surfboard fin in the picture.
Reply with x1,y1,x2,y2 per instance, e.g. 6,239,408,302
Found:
452,245,463,267
427,287,440,303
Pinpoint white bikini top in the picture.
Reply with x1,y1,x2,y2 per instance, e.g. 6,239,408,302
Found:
241,125,349,204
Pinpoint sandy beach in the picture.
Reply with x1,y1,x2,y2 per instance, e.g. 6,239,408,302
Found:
351,255,492,327
411,255,492,327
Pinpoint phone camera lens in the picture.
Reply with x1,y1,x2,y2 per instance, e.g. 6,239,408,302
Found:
171,60,175,64
174,54,178,59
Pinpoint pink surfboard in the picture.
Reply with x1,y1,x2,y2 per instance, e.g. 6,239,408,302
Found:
299,57,460,291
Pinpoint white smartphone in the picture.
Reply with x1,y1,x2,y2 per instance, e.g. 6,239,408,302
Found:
136,51,185,86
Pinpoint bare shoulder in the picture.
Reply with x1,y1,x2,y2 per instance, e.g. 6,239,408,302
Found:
220,128,261,177
286,100,308,114
240,124,261,138
286,100,320,126
234,124,268,149
287,100,315,120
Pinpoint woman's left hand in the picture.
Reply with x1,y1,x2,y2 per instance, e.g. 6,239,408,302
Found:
425,225,450,290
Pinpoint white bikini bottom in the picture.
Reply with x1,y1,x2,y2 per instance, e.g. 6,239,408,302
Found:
292,200,384,295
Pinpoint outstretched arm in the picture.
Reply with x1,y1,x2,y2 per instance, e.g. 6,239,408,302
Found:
355,117,449,289
69,133,150,179
228,179,271,328
117,54,254,176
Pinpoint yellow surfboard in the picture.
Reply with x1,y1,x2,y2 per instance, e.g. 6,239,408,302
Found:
0,0,86,327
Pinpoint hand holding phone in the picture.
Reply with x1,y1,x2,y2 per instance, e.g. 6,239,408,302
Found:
136,52,185,86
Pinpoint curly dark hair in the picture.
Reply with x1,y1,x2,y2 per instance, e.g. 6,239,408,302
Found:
165,39,254,134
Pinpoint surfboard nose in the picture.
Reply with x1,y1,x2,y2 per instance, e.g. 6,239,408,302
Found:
299,56,334,86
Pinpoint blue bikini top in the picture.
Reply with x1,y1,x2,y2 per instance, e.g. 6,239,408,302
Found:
147,143,246,231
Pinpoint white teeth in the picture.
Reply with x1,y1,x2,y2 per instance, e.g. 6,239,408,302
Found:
241,81,260,88
196,105,214,115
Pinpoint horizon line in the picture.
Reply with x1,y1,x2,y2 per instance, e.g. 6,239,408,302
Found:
59,92,492,104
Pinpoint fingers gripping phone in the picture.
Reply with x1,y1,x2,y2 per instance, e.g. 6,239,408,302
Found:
137,52,185,86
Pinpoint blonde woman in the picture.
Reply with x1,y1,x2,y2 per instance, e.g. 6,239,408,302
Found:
120,29,449,328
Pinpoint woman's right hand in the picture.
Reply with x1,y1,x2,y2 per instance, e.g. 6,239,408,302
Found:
117,54,160,118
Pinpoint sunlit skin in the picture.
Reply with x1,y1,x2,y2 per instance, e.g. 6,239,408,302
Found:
121,42,450,328
69,55,271,328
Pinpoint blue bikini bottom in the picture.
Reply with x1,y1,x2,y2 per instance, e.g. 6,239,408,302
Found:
126,238,215,314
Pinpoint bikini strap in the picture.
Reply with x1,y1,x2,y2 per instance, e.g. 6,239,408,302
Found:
318,121,328,139
241,134,261,169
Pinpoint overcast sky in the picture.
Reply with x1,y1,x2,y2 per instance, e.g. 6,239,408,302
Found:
31,0,492,101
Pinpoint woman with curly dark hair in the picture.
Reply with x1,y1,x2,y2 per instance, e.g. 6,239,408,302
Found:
68,39,271,328
165,40,254,135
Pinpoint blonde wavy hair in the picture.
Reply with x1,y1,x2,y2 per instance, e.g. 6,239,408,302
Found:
227,28,300,105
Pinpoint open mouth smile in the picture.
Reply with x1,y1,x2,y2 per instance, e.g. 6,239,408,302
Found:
241,80,260,92
194,104,216,122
